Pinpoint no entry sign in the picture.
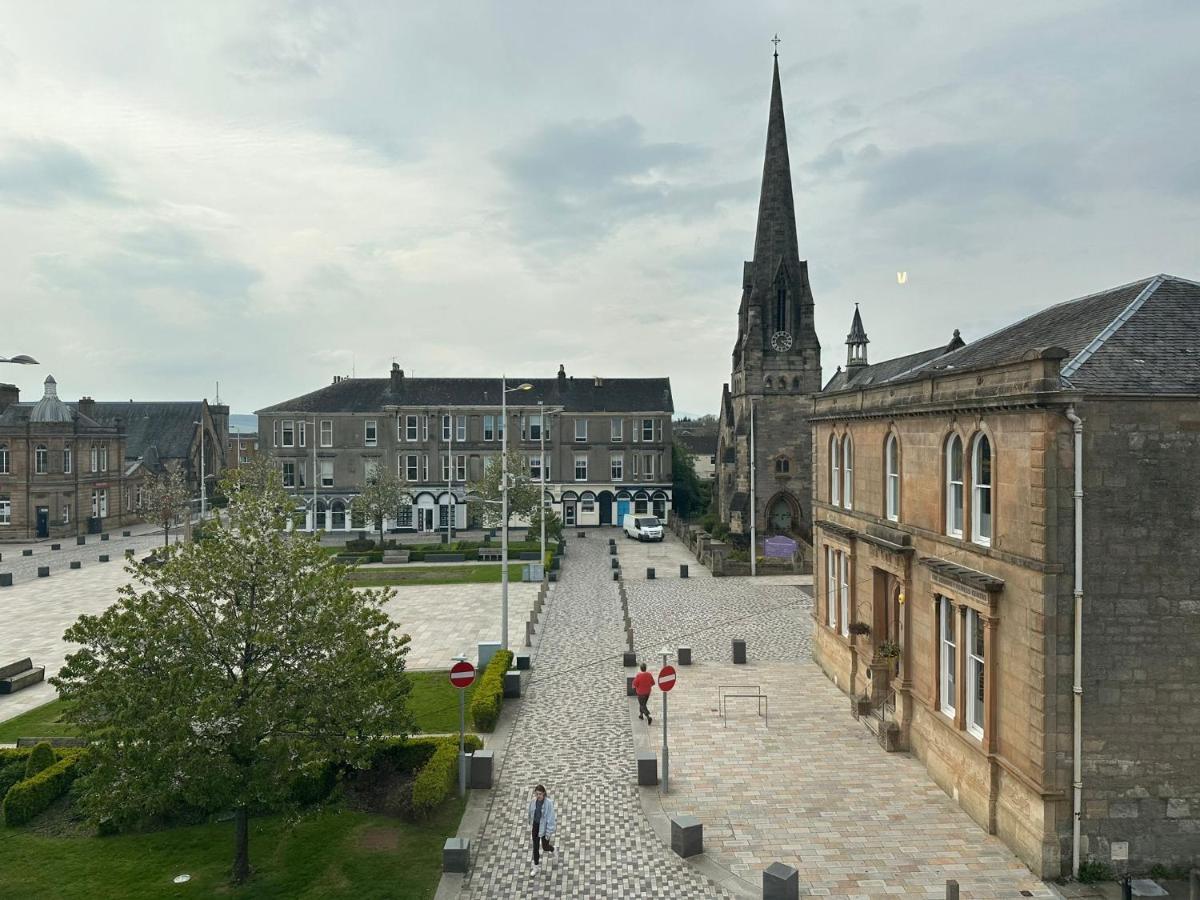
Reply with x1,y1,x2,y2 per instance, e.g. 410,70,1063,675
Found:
449,660,476,689
658,665,677,692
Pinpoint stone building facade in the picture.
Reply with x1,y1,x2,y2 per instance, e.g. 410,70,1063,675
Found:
810,275,1200,878
0,376,135,539
715,56,822,542
257,364,673,533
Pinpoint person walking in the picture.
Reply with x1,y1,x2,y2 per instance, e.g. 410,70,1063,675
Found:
633,661,655,725
527,784,556,876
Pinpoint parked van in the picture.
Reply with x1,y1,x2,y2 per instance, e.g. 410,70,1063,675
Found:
622,514,664,542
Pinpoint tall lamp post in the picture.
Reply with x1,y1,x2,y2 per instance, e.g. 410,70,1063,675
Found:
500,377,532,651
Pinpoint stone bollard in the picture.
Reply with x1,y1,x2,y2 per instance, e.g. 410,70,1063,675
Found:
37,566,50,578
98,554,109,563
671,815,703,858
442,837,470,873
945,879,959,900
636,752,658,786
763,862,799,900
732,639,747,664
622,651,637,667
678,647,692,665
22,549,32,557
680,564,688,578
469,750,494,789
646,567,655,580
69,561,82,570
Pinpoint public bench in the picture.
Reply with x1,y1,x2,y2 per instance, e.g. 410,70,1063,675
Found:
0,657,45,695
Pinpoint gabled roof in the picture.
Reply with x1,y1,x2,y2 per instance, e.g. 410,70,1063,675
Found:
257,377,674,416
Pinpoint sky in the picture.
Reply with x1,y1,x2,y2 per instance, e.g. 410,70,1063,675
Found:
1,1,1197,418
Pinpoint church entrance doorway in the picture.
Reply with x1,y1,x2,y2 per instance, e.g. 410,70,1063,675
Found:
598,491,614,526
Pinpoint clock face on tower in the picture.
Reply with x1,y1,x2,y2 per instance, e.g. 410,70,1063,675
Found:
770,330,793,352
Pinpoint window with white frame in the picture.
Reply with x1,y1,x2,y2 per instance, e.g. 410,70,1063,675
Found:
455,455,466,481
319,460,333,488
63,447,72,474
841,435,853,510
483,415,495,441
825,547,836,628
406,415,419,441
321,419,333,447
966,608,985,739
0,498,10,525
35,444,48,474
365,420,378,447
839,550,850,637
405,455,419,481
574,419,587,442
0,443,8,474
529,453,542,480
574,453,587,481
830,435,841,505
457,416,467,441
610,453,623,481
442,415,452,441
939,597,957,717
282,420,295,447
972,434,992,546
610,418,623,441
282,461,296,487
946,436,964,537
885,434,900,521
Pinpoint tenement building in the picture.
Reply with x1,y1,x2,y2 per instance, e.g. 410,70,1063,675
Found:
256,364,673,532
715,54,822,542
811,274,1200,878
0,376,135,539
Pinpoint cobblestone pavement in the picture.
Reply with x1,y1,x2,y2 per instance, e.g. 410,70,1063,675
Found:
460,538,733,899
626,578,1056,899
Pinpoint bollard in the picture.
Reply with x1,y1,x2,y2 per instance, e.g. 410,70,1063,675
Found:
680,564,688,578
732,638,747,664
945,879,960,900
646,567,655,580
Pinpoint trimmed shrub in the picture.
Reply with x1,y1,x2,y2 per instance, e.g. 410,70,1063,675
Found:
24,742,55,779
2,754,82,826
469,649,513,733
408,735,484,819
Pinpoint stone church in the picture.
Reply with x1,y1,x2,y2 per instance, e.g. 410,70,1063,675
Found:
715,56,821,542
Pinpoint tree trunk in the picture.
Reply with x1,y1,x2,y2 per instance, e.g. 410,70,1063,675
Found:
231,805,251,884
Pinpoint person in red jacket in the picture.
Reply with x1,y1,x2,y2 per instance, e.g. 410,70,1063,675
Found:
632,662,655,725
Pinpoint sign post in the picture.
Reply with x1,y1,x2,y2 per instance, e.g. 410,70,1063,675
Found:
449,658,476,797
658,652,677,793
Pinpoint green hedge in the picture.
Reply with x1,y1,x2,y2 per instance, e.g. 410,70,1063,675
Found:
469,650,513,733
2,752,84,827
409,735,484,819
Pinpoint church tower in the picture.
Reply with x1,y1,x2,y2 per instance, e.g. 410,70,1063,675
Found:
716,49,822,542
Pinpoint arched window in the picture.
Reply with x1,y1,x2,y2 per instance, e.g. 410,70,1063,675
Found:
775,457,790,474
841,436,853,510
885,434,900,522
830,435,841,506
946,435,964,537
35,444,48,474
0,442,9,474
972,434,992,546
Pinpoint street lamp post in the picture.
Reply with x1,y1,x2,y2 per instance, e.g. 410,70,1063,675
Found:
500,377,532,651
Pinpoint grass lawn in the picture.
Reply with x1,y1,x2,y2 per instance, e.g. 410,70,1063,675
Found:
0,800,465,900
406,671,478,733
348,563,525,586
0,698,78,742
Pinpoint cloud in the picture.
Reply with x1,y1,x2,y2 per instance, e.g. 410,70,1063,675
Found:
0,139,121,207
494,115,743,246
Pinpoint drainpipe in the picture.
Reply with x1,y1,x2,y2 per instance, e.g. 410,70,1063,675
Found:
1065,405,1084,879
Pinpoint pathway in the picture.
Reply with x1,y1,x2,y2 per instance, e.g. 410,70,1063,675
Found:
460,536,731,898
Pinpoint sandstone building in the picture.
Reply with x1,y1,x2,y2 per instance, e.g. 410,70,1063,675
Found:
715,55,822,542
811,274,1200,877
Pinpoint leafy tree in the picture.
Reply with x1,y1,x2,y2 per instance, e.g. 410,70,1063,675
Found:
467,450,539,528
349,467,411,549
671,442,705,519
138,462,191,549
53,458,412,885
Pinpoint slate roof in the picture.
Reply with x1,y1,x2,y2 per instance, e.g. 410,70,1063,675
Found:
822,275,1200,396
257,376,674,416
74,401,204,461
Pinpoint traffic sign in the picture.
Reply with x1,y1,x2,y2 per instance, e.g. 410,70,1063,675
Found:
658,665,677,692
449,660,476,689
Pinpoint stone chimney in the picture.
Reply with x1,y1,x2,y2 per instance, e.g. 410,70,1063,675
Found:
0,383,18,412
78,396,95,418
390,362,404,393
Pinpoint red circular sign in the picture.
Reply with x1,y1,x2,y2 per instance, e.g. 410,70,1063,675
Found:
658,665,677,692
449,661,476,689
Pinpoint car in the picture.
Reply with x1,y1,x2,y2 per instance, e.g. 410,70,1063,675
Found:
622,514,664,542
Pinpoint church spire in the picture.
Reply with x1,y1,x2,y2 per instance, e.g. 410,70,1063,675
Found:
750,55,800,282
846,303,869,368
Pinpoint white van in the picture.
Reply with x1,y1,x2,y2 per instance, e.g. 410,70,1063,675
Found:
622,514,664,542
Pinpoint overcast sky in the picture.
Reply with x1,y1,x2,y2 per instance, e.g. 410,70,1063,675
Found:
1,1,1196,417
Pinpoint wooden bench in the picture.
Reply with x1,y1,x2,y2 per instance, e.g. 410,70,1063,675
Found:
477,548,503,562
0,657,45,695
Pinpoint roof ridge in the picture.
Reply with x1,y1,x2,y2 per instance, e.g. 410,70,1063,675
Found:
1060,275,1164,379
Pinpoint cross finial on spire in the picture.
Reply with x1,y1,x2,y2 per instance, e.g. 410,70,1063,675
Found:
772,33,781,59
